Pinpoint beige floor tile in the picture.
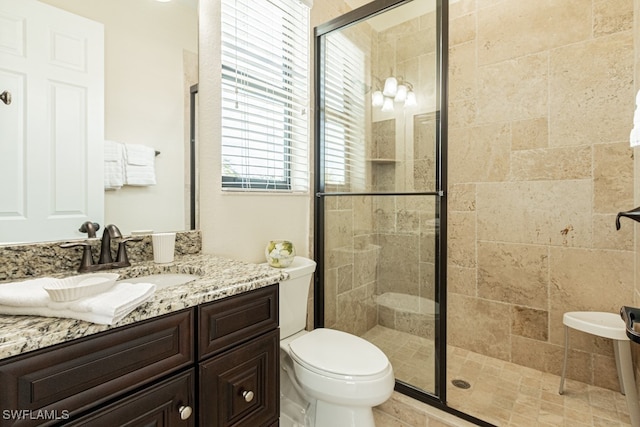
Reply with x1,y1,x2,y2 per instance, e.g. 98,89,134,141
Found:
366,325,631,426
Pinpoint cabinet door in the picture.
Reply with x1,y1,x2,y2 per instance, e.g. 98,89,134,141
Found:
200,329,279,427
64,369,195,427
0,309,193,427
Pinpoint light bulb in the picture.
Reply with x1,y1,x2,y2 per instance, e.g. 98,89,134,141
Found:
405,91,417,107
394,84,407,103
382,77,398,97
381,97,394,112
372,90,384,107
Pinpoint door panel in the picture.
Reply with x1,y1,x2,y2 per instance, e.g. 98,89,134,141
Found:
0,0,104,243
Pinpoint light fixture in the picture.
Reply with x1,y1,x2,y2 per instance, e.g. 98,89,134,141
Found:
381,97,394,112
372,90,384,107
382,77,398,97
371,75,417,110
405,90,417,107
394,84,408,103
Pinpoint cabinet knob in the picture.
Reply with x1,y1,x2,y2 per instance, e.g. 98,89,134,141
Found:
242,390,255,402
178,405,193,420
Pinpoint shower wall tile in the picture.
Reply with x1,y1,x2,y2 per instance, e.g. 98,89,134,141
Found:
354,245,379,287
419,223,436,264
448,183,476,212
510,146,592,181
447,266,476,297
449,41,476,101
592,354,621,391
397,28,436,64
593,214,633,251
511,306,548,341
549,32,634,147
377,233,420,295
324,209,353,251
448,211,476,269
511,117,548,151
477,242,548,309
477,0,592,65
448,123,511,184
324,267,337,328
337,264,353,294
447,0,637,397
593,0,634,37
450,14,476,46
593,142,634,213
476,52,548,124
448,293,511,360
510,336,591,384
476,180,592,247
419,262,436,298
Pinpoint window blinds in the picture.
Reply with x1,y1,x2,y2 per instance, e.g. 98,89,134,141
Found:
323,33,366,190
221,0,310,191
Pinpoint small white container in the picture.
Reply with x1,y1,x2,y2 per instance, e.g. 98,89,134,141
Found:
152,232,176,264
44,273,119,302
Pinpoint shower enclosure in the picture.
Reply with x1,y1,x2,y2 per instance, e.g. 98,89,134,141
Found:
314,0,451,411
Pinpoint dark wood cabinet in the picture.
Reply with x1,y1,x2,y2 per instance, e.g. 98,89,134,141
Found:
64,370,195,427
199,330,279,427
0,285,279,427
198,285,279,427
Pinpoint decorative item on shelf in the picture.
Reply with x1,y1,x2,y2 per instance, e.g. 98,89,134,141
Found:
265,240,296,268
370,74,417,111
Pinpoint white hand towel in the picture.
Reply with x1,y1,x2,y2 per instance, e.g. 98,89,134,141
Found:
0,279,156,325
0,278,58,307
124,144,156,186
104,140,125,190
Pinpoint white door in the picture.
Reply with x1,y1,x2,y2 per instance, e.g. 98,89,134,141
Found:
0,0,104,244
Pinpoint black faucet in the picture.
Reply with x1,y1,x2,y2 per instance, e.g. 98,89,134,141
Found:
99,224,123,264
61,224,142,273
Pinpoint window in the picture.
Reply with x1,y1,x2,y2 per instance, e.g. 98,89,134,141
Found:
221,0,310,191
323,33,366,189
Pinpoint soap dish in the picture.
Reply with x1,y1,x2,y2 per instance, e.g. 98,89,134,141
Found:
44,273,119,302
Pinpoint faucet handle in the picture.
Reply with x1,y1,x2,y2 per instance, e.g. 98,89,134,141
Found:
60,242,95,272
114,236,143,265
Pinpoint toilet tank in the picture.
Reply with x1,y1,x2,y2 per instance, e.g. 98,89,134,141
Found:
278,256,316,339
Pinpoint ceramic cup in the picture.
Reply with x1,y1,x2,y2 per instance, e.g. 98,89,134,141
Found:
152,232,176,264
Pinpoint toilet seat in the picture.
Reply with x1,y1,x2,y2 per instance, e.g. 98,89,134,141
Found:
288,328,390,380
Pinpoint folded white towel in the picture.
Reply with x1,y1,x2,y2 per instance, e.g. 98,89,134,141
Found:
125,144,155,166
0,279,156,325
0,277,58,307
104,140,125,190
124,144,156,186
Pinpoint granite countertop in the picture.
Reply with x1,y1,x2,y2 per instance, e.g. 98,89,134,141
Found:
0,254,287,361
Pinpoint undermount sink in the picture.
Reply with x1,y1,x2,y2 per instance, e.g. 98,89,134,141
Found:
121,273,199,290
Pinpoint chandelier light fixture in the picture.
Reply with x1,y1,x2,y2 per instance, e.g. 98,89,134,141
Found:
371,75,417,111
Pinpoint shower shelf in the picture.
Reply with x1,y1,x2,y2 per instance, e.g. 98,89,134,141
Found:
367,158,398,164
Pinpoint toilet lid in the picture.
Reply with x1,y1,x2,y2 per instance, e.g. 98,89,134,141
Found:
288,328,389,377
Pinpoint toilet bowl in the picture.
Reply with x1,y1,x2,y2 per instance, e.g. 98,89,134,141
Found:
273,256,395,427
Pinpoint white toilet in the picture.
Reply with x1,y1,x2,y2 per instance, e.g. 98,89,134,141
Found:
274,256,395,427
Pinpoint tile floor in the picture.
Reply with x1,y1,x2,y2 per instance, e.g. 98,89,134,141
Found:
363,325,632,426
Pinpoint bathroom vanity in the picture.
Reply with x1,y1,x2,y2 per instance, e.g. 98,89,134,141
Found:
0,255,283,427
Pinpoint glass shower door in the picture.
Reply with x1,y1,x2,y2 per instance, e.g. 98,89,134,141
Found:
314,0,445,400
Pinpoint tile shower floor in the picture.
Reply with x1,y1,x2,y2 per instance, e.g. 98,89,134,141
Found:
362,325,632,426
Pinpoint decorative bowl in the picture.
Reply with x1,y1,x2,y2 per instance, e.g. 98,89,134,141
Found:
265,240,295,268
44,273,120,302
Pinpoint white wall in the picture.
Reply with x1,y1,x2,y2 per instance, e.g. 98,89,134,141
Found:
198,0,311,263
41,0,198,235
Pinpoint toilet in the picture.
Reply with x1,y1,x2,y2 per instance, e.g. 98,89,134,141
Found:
274,256,395,427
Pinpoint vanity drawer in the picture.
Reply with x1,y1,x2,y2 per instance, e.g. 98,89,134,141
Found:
198,285,278,359
0,309,193,427
64,369,195,427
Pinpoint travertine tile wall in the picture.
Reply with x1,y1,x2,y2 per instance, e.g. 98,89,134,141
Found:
323,9,440,338
448,0,636,390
